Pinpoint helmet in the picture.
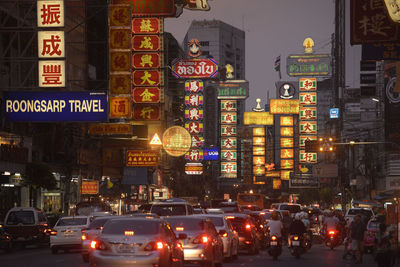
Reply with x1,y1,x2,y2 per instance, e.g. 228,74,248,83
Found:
295,213,302,220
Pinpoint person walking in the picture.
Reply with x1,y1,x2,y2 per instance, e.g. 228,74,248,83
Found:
375,223,391,267
350,214,366,264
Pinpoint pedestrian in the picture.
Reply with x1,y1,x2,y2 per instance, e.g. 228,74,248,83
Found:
350,214,366,264
375,223,391,267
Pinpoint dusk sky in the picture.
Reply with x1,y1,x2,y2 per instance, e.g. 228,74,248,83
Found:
165,0,361,110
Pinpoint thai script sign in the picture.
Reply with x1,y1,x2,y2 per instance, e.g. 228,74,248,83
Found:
270,99,299,114
286,54,331,77
114,0,176,17
171,58,218,79
126,150,158,167
216,80,249,99
89,123,131,135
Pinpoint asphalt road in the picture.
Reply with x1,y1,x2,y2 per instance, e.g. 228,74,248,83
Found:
0,244,382,267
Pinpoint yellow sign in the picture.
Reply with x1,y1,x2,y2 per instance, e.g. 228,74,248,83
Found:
253,137,265,146
281,138,294,148
89,123,131,135
253,146,265,156
253,127,265,136
273,178,282,189
270,99,299,114
150,133,162,145
280,116,294,126
244,112,273,125
265,171,281,178
281,170,291,180
280,149,294,159
162,126,192,157
303,37,314,54
280,127,294,137
253,165,265,176
281,159,294,169
253,156,265,166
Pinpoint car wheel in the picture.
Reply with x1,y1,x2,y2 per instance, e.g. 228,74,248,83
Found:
82,254,89,263
51,247,58,254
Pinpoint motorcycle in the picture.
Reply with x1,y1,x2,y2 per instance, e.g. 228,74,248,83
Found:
267,235,282,261
325,229,339,250
288,234,305,259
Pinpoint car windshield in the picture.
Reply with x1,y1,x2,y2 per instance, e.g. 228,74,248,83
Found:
102,219,159,235
6,211,35,225
57,218,87,226
151,204,186,216
280,205,301,213
166,218,205,231
207,217,224,227
88,218,111,229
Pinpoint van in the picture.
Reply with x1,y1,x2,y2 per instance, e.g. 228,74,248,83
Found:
271,203,301,215
3,207,50,245
150,202,194,216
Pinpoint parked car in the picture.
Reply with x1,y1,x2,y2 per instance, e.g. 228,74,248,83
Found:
364,219,380,254
225,213,260,255
150,202,194,216
90,217,184,267
165,216,224,266
50,216,92,254
3,207,50,246
197,214,239,260
0,226,13,252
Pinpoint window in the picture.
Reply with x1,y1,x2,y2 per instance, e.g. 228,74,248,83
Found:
102,220,160,235
88,218,111,229
38,212,47,223
166,218,205,231
6,211,35,225
56,218,87,226
151,204,187,216
207,217,224,227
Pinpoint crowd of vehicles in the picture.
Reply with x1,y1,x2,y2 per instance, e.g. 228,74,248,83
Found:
0,197,382,265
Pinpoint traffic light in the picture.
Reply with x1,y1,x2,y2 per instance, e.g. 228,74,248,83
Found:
305,140,319,153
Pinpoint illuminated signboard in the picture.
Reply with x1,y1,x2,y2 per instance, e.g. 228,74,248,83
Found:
133,104,161,120
299,78,317,91
280,127,294,137
185,80,204,93
37,1,65,27
133,87,161,103
300,106,317,120
281,149,294,159
185,162,203,175
253,127,265,136
221,100,237,111
273,178,282,189
38,60,65,87
113,0,176,17
185,121,204,134
221,125,237,136
299,121,317,135
4,91,107,122
38,31,65,58
221,150,237,161
270,99,299,114
185,149,204,161
89,123,131,135
221,112,237,124
253,137,265,146
162,126,191,157
203,148,219,161
215,80,249,99
191,135,204,147
266,171,281,178
253,156,265,166
281,159,294,169
132,52,162,69
281,138,294,148
185,107,204,120
280,170,291,180
221,162,237,174
185,94,203,106
300,151,318,163
171,58,218,79
221,137,237,149
109,96,132,119
126,150,158,167
133,70,162,87
286,54,331,77
299,92,317,105
244,112,274,125
253,146,265,156
132,18,162,34
81,181,99,195
299,135,317,147
253,165,265,176
280,116,294,126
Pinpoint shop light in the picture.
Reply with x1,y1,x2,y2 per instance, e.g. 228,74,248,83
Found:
3,172,11,175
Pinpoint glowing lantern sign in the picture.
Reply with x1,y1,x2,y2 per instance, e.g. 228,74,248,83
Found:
162,126,191,157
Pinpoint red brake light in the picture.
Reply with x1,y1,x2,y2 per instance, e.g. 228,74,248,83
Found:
271,236,277,241
193,235,209,244
245,224,251,230
329,230,335,235
91,240,107,250
156,241,164,249
202,236,209,243
50,230,57,236
90,240,97,249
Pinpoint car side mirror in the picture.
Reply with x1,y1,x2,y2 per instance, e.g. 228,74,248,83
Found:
219,230,227,236
177,233,187,239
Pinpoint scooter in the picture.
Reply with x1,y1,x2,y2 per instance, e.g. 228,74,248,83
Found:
325,229,339,250
267,235,282,261
288,234,304,259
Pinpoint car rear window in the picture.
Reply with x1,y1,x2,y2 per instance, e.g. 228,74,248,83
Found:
348,209,373,217
88,218,111,229
226,217,248,231
166,218,205,231
102,220,159,235
280,204,301,213
207,217,224,227
57,218,87,226
218,206,239,213
151,204,186,216
6,211,35,225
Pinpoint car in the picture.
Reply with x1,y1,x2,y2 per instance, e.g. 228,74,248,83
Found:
345,208,375,224
0,225,13,252
205,208,224,214
81,216,115,262
50,216,92,254
3,207,50,246
244,211,269,249
165,215,224,266
225,213,260,255
259,210,283,224
197,214,239,260
193,208,206,214
216,202,241,213
271,203,302,215
240,205,262,211
90,217,184,267
364,219,380,254
150,202,194,216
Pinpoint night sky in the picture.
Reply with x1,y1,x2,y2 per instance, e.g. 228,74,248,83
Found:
165,0,361,110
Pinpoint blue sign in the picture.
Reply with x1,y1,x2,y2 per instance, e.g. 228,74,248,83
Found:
329,108,339,119
203,148,219,161
4,91,108,122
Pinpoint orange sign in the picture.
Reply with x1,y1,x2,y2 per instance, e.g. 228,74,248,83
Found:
273,178,282,189
133,104,161,120
81,181,99,195
132,18,162,34
109,5,131,27
89,123,131,135
126,150,158,167
162,126,191,157
132,52,161,69
132,35,161,51
281,138,294,148
281,170,291,180
110,75,131,95
253,156,265,166
109,29,131,50
253,137,265,146
253,165,265,176
253,146,265,156
270,99,299,114
109,96,131,119
133,70,162,86
253,127,265,136
110,51,131,72
280,127,294,137
281,159,294,169
133,87,161,103
280,116,294,126
265,171,281,178
280,149,294,159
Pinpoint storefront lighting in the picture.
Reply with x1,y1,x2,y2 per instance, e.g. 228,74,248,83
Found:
3,172,11,175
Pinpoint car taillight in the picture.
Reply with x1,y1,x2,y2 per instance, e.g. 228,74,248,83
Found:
293,235,299,241
222,232,228,237
329,230,336,235
82,234,87,241
144,241,164,251
259,224,264,228
245,224,251,230
50,230,57,236
193,235,209,244
90,240,107,250
271,235,277,241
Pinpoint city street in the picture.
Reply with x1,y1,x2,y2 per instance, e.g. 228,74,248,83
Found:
0,244,378,267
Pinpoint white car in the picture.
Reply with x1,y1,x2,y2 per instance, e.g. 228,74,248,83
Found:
344,208,375,223
50,216,91,254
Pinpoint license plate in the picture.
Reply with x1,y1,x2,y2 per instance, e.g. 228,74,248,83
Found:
270,241,277,246
292,241,300,246
118,244,137,253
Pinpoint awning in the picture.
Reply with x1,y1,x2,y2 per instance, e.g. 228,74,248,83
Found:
122,167,148,185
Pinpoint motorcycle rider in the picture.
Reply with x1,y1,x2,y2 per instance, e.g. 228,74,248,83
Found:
323,211,339,236
289,213,307,246
267,211,284,240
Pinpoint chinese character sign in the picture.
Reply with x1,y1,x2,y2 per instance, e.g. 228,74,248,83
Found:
299,78,316,91
133,87,161,103
109,96,131,119
37,1,64,27
185,80,204,93
109,5,131,27
109,29,131,50
38,31,65,58
110,75,132,95
38,60,65,87
132,18,162,34
132,104,161,120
